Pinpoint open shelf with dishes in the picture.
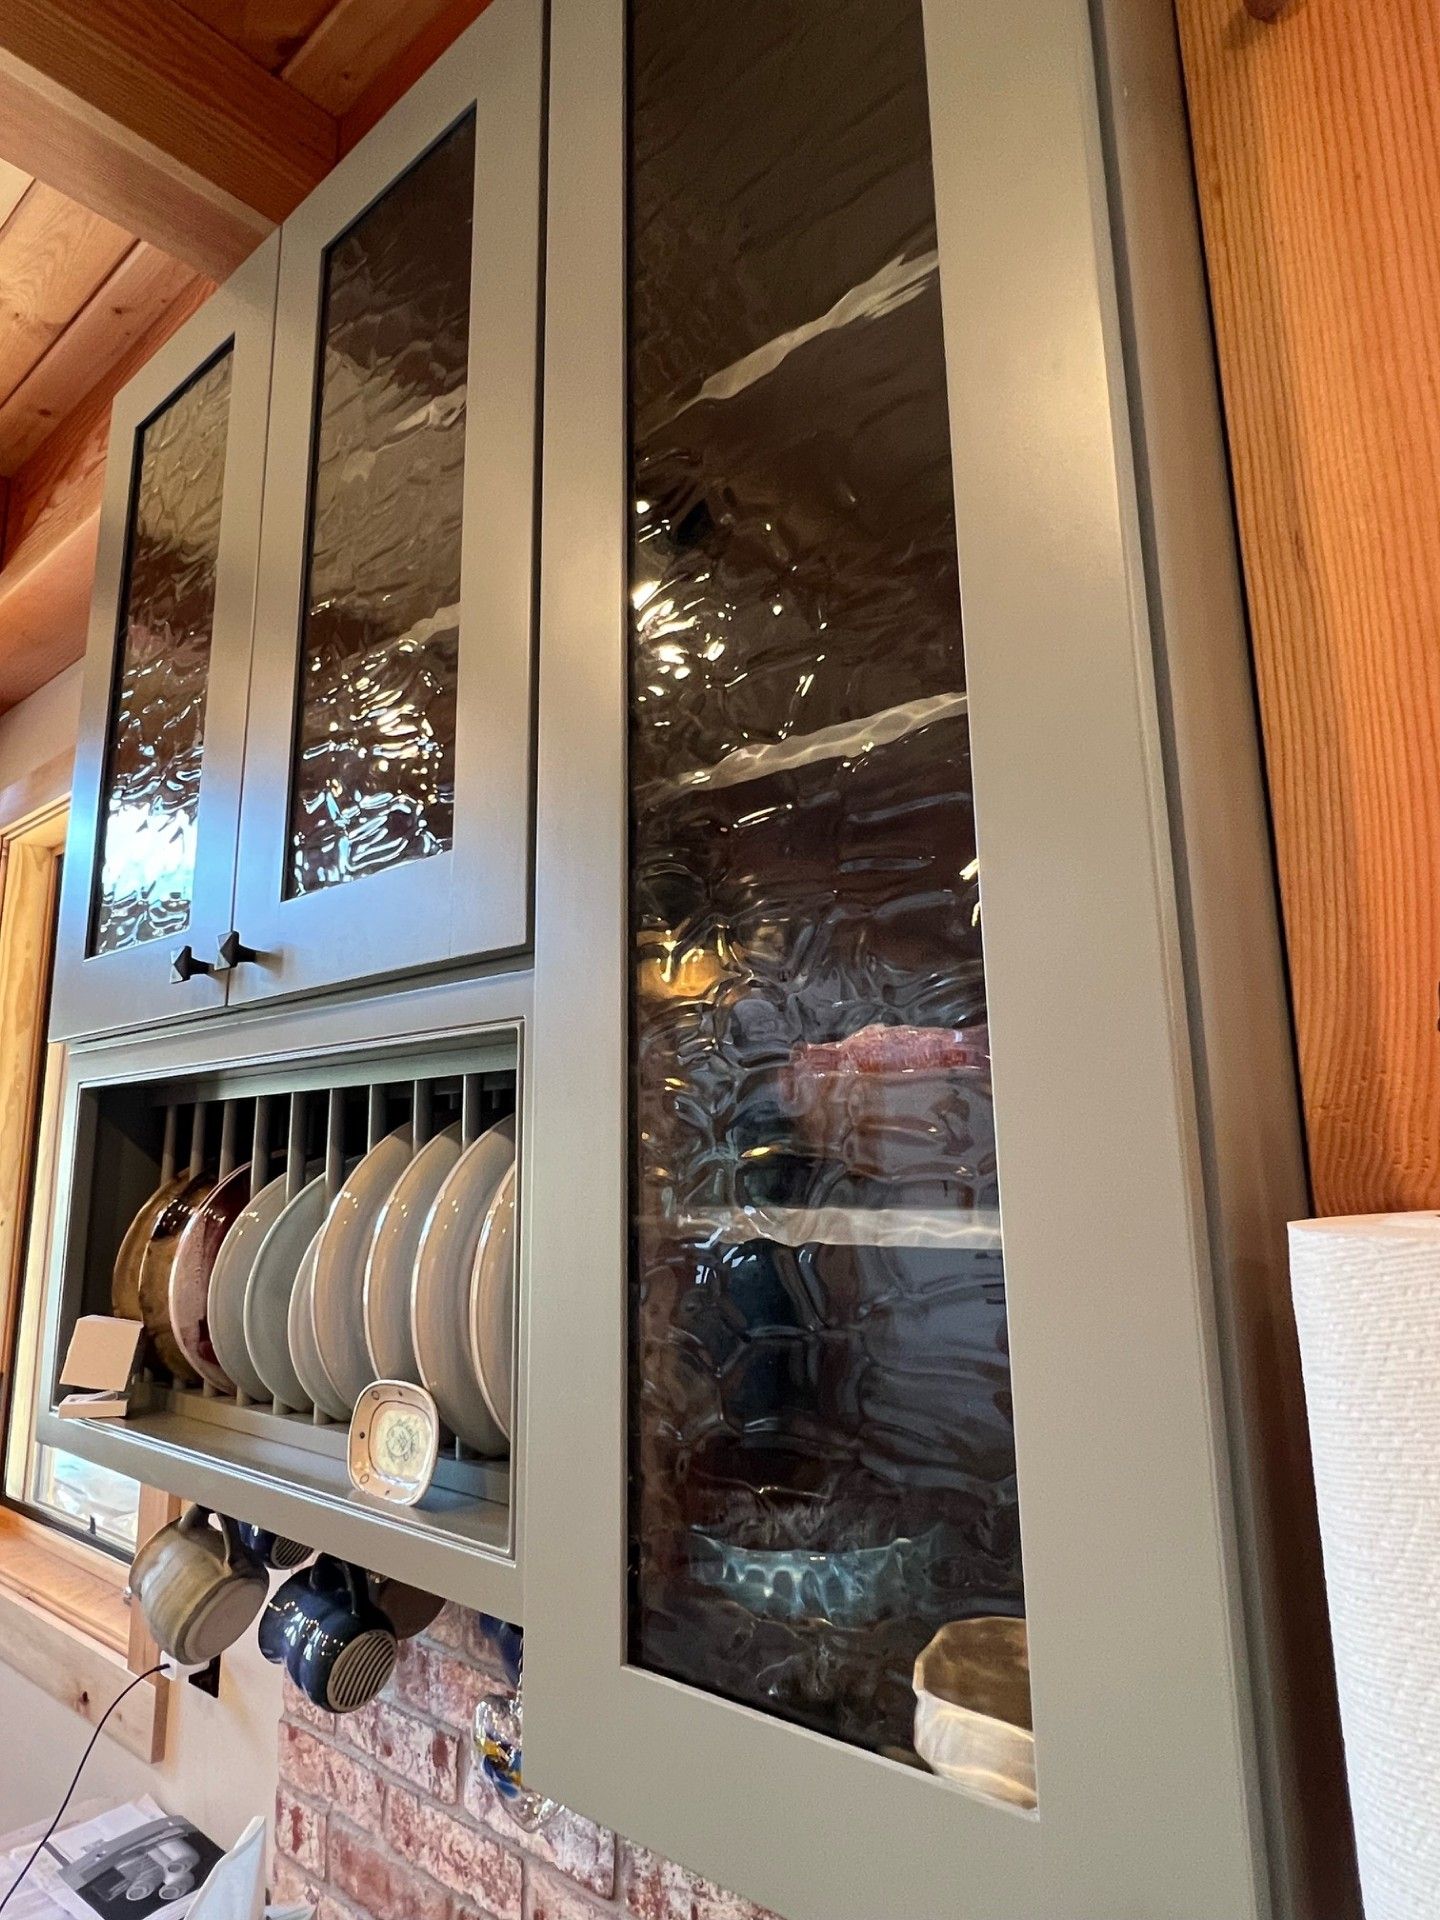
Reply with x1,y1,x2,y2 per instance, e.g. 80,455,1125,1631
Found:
34,990,526,1617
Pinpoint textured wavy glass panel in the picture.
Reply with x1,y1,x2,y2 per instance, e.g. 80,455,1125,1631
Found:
627,0,1029,1787
287,114,474,897
92,350,232,957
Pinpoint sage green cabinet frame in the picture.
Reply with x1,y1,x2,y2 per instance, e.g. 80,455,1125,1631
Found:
34,965,531,1621
228,0,544,1008
51,237,279,1042
522,1,1313,1916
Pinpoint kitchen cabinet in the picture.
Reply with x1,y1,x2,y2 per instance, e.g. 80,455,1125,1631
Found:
230,0,542,1007
51,0,544,1038
36,0,1333,1912
521,1,1318,1918
51,240,277,1040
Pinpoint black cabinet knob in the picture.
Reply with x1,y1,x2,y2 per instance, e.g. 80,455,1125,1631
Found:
170,944,215,984
216,930,260,970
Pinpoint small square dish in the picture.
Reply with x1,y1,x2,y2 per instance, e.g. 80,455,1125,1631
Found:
348,1380,441,1505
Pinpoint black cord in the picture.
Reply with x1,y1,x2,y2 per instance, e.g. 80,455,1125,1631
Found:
0,1662,167,1916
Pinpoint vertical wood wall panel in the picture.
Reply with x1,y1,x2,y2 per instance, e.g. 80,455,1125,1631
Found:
1175,0,1440,1214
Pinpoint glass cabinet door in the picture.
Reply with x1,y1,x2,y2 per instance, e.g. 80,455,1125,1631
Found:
625,0,1021,1771
526,0,1276,1916
228,0,543,1007
51,237,278,1041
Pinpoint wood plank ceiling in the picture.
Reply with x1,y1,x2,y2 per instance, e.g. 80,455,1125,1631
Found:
0,0,485,711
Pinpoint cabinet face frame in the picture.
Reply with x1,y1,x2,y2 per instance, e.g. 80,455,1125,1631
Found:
51,237,279,1042
229,0,544,1008
522,2,1275,1918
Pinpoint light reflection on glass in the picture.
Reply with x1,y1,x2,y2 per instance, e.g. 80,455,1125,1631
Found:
625,0,1028,1797
92,350,233,957
286,114,474,897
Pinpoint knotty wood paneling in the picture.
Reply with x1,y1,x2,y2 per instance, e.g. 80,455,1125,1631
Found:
0,242,199,473
282,0,484,115
0,184,132,410
176,0,332,70
1175,0,1440,1215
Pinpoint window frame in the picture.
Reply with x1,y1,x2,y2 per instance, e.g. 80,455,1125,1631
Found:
0,765,170,1761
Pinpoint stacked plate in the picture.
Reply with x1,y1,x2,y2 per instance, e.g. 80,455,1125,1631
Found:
110,1113,518,1458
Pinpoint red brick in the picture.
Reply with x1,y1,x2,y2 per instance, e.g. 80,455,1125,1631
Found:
342,1699,461,1802
278,1717,387,1830
623,1845,695,1920
316,1898,369,1920
463,1761,615,1896
328,1740,388,1829
525,1866,617,1920
329,1818,451,1920
283,1674,337,1735
693,1881,784,1920
269,1853,323,1911
425,1609,516,1678
395,1638,499,1730
382,1785,523,1918
279,1722,333,1800
275,1789,326,1875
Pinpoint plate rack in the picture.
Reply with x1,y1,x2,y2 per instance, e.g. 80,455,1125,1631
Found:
36,997,526,1615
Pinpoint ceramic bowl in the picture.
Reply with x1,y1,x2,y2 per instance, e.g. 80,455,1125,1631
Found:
912,1615,1034,1809
112,1173,190,1321
348,1379,440,1505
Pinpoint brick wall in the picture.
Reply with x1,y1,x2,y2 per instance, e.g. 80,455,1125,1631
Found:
271,1607,787,1920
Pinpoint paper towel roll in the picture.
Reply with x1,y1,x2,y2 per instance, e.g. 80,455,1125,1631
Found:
1290,1214,1440,1920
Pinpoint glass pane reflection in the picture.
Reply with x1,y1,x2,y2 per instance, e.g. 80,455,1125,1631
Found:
287,114,474,897
626,0,1030,1800
92,350,233,957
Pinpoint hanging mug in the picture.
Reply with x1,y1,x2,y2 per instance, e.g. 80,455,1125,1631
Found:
286,1561,398,1714
258,1554,348,1666
238,1522,312,1570
128,1507,268,1665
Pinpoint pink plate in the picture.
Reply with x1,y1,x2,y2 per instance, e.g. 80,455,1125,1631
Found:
169,1163,252,1393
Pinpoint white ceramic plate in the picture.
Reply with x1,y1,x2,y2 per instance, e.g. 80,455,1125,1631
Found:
412,1117,513,1455
209,1170,295,1401
244,1173,332,1411
364,1124,463,1383
312,1126,414,1412
469,1162,517,1441
290,1232,351,1423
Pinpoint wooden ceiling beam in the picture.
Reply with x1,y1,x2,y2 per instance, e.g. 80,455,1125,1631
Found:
0,0,337,280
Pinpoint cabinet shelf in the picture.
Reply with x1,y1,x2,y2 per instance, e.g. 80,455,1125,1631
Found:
645,690,968,805
38,1402,518,1618
676,1203,1003,1250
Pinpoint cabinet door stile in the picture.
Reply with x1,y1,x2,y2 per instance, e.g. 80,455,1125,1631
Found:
228,0,545,1009
52,236,279,1041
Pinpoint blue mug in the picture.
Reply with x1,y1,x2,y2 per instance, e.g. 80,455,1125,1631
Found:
258,1555,346,1666
238,1523,312,1571
286,1561,398,1714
